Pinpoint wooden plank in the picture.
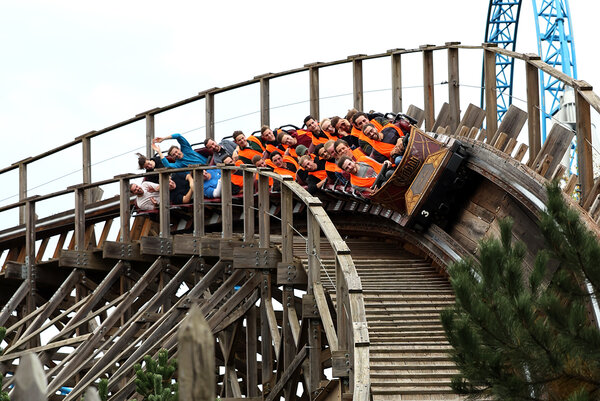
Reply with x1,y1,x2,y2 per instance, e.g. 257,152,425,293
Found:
422,48,435,131
277,260,308,285
504,138,517,155
35,237,49,263
352,58,363,112
233,247,281,270
263,298,282,360
432,102,449,133
264,346,308,401
97,219,113,248
310,67,320,120
493,132,508,150
102,240,155,262
530,123,574,175
0,280,29,327
313,283,338,352
552,164,567,181
457,126,469,137
536,154,553,177
490,104,528,145
178,305,215,401
246,305,259,397
0,334,92,362
59,249,111,271
391,52,402,113
447,46,460,134
514,143,529,163
564,174,578,196
484,46,498,142
575,85,594,201
406,105,425,128
453,103,485,136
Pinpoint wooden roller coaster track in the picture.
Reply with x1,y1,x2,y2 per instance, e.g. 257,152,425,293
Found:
1,43,600,401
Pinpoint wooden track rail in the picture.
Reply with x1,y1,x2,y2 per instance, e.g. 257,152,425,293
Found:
2,44,600,400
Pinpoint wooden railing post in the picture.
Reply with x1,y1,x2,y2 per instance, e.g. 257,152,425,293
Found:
18,161,28,225
243,168,255,242
159,170,171,238
258,171,270,247
25,197,37,315
221,168,233,238
192,167,205,237
575,81,594,202
351,56,365,112
260,267,274,395
82,135,92,191
308,65,320,120
306,204,322,395
74,186,85,251
258,75,271,127
205,90,216,140
145,113,155,158
484,43,499,140
390,49,404,113
421,45,435,131
280,176,294,264
447,43,461,133
118,175,131,243
525,53,542,163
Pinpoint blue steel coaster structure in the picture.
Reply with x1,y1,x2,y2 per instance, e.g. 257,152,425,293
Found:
482,0,577,142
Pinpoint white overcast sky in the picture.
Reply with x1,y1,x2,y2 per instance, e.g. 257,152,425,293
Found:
0,0,599,210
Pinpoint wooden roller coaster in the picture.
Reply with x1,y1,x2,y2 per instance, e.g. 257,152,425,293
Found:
1,43,600,401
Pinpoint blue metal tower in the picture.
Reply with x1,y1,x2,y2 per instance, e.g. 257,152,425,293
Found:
481,0,523,122
483,0,577,141
532,0,578,141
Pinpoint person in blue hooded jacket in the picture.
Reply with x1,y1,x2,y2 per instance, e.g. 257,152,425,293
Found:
202,169,222,198
152,133,208,167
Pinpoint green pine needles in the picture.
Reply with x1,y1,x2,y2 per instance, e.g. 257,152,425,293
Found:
133,348,178,401
442,181,600,401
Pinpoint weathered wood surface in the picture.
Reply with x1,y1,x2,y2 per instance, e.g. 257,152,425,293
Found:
530,123,575,177
453,103,485,137
178,305,215,401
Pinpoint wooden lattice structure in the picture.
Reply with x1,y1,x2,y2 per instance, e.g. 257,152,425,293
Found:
1,43,600,401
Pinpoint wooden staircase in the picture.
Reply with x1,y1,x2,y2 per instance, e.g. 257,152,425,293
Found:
318,240,462,401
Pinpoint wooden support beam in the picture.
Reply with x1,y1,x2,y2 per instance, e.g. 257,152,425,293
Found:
391,52,402,113
159,170,170,238
260,77,270,127
352,59,363,112
447,44,460,133
484,44,498,141
119,177,131,243
0,280,29,327
221,169,233,238
145,113,155,158
206,91,215,140
233,247,281,270
264,346,307,401
193,168,205,237
59,249,112,271
260,270,274,395
280,177,294,264
422,47,435,131
243,169,255,242
282,285,296,399
25,198,36,316
525,53,542,162
575,82,594,202
313,283,338,352
74,187,86,251
18,162,27,225
310,67,320,120
258,172,270,248
246,305,259,397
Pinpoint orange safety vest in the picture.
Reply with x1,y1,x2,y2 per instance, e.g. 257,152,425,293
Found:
283,155,300,171
350,174,376,189
247,135,266,152
307,169,328,181
325,160,342,173
357,156,383,174
273,167,296,179
238,146,263,163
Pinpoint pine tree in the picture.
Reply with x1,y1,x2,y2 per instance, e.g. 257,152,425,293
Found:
133,348,178,401
441,181,600,401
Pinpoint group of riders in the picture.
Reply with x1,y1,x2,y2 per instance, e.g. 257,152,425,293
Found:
131,108,415,210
